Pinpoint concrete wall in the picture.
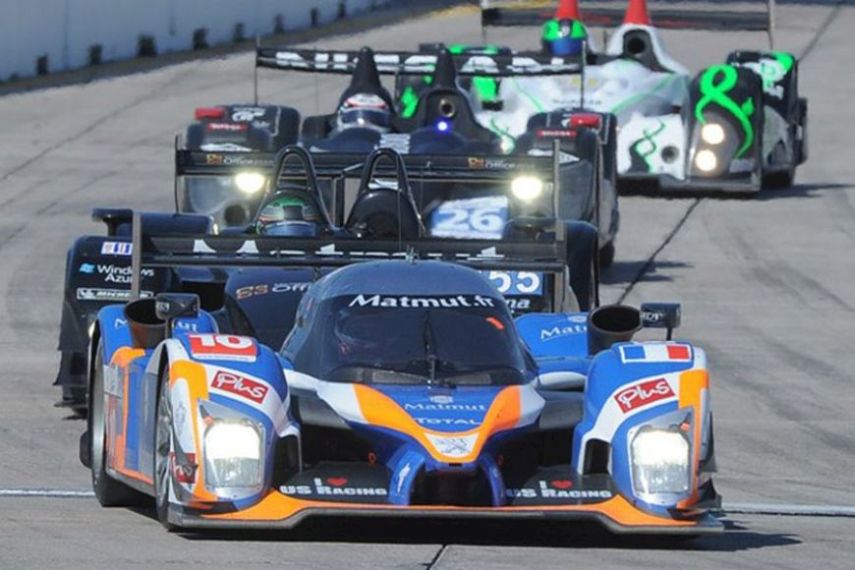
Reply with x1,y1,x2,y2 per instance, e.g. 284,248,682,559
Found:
0,0,389,81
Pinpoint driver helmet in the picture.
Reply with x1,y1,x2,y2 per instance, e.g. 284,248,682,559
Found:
255,194,321,237
335,93,392,134
541,18,589,56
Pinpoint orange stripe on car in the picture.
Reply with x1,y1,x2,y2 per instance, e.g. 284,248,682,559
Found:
352,385,521,464
169,360,218,503
677,368,709,508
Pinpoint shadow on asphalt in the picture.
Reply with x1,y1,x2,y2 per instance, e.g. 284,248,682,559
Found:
619,182,849,201
601,259,692,286
122,512,800,552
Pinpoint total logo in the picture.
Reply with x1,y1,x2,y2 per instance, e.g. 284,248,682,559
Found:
281,477,387,497
506,480,613,500
78,263,153,283
211,371,269,404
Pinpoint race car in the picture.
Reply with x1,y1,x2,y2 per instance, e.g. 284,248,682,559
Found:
79,211,720,535
179,46,619,267
57,147,601,412
456,0,808,191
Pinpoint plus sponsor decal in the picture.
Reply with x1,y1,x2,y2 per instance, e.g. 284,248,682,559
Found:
614,378,675,414
189,334,257,362
280,477,388,497
211,370,269,404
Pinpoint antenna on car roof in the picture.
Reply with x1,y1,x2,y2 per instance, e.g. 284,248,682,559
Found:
253,35,261,105
579,40,587,109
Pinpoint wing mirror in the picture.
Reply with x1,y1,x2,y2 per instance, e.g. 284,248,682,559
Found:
155,293,200,337
640,302,681,340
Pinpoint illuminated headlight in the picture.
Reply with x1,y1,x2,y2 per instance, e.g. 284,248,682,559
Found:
204,421,262,489
694,150,718,173
425,432,478,459
701,123,726,145
511,176,544,202
234,172,266,195
631,429,690,495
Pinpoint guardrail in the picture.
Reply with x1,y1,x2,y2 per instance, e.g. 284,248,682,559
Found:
0,0,391,82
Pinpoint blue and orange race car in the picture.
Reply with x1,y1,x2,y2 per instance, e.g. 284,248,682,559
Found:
79,212,720,535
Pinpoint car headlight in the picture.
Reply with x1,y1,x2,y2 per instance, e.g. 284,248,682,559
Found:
694,149,718,173
234,172,266,195
204,421,263,489
701,123,726,145
511,176,544,202
630,428,690,496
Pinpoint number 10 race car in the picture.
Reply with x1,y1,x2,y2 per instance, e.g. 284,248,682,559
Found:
79,214,720,535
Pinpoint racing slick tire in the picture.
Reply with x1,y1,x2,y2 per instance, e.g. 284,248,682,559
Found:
89,339,147,507
599,240,616,269
154,366,178,531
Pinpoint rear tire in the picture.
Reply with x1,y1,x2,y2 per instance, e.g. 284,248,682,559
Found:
599,241,616,269
154,368,177,531
763,169,794,190
89,340,145,506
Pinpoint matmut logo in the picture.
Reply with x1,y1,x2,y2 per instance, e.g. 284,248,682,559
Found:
211,371,268,404
614,379,675,414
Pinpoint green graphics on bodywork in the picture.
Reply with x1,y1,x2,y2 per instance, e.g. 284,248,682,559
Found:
398,44,499,119
695,65,755,158
542,19,588,42
632,119,666,172
758,51,794,92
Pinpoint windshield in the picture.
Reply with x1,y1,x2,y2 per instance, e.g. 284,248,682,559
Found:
290,294,531,386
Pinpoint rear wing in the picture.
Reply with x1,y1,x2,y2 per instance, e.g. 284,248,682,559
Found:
256,47,582,76
175,148,558,182
175,144,565,227
480,0,775,35
129,214,572,311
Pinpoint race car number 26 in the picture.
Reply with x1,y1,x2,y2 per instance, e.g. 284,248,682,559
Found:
430,197,508,239
483,271,543,296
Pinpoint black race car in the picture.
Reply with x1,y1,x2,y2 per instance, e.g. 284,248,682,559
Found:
57,147,599,413
177,46,619,266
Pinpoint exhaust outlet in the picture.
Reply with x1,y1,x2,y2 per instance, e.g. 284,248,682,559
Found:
587,305,642,356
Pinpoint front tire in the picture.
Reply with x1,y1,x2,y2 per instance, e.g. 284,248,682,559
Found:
154,368,177,530
89,340,144,506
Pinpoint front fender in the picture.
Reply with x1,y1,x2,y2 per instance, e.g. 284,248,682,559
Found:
573,342,712,513
158,333,295,509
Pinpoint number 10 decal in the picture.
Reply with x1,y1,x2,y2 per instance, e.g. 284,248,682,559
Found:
188,334,258,362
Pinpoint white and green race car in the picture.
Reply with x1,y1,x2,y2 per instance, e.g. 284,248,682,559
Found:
401,0,807,192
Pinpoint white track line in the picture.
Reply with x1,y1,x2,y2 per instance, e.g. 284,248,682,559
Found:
0,489,95,498
721,502,855,518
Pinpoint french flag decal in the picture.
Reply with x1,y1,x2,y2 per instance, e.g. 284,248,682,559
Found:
620,343,692,364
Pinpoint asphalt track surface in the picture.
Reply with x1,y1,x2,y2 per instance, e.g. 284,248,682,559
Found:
1,3,854,569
